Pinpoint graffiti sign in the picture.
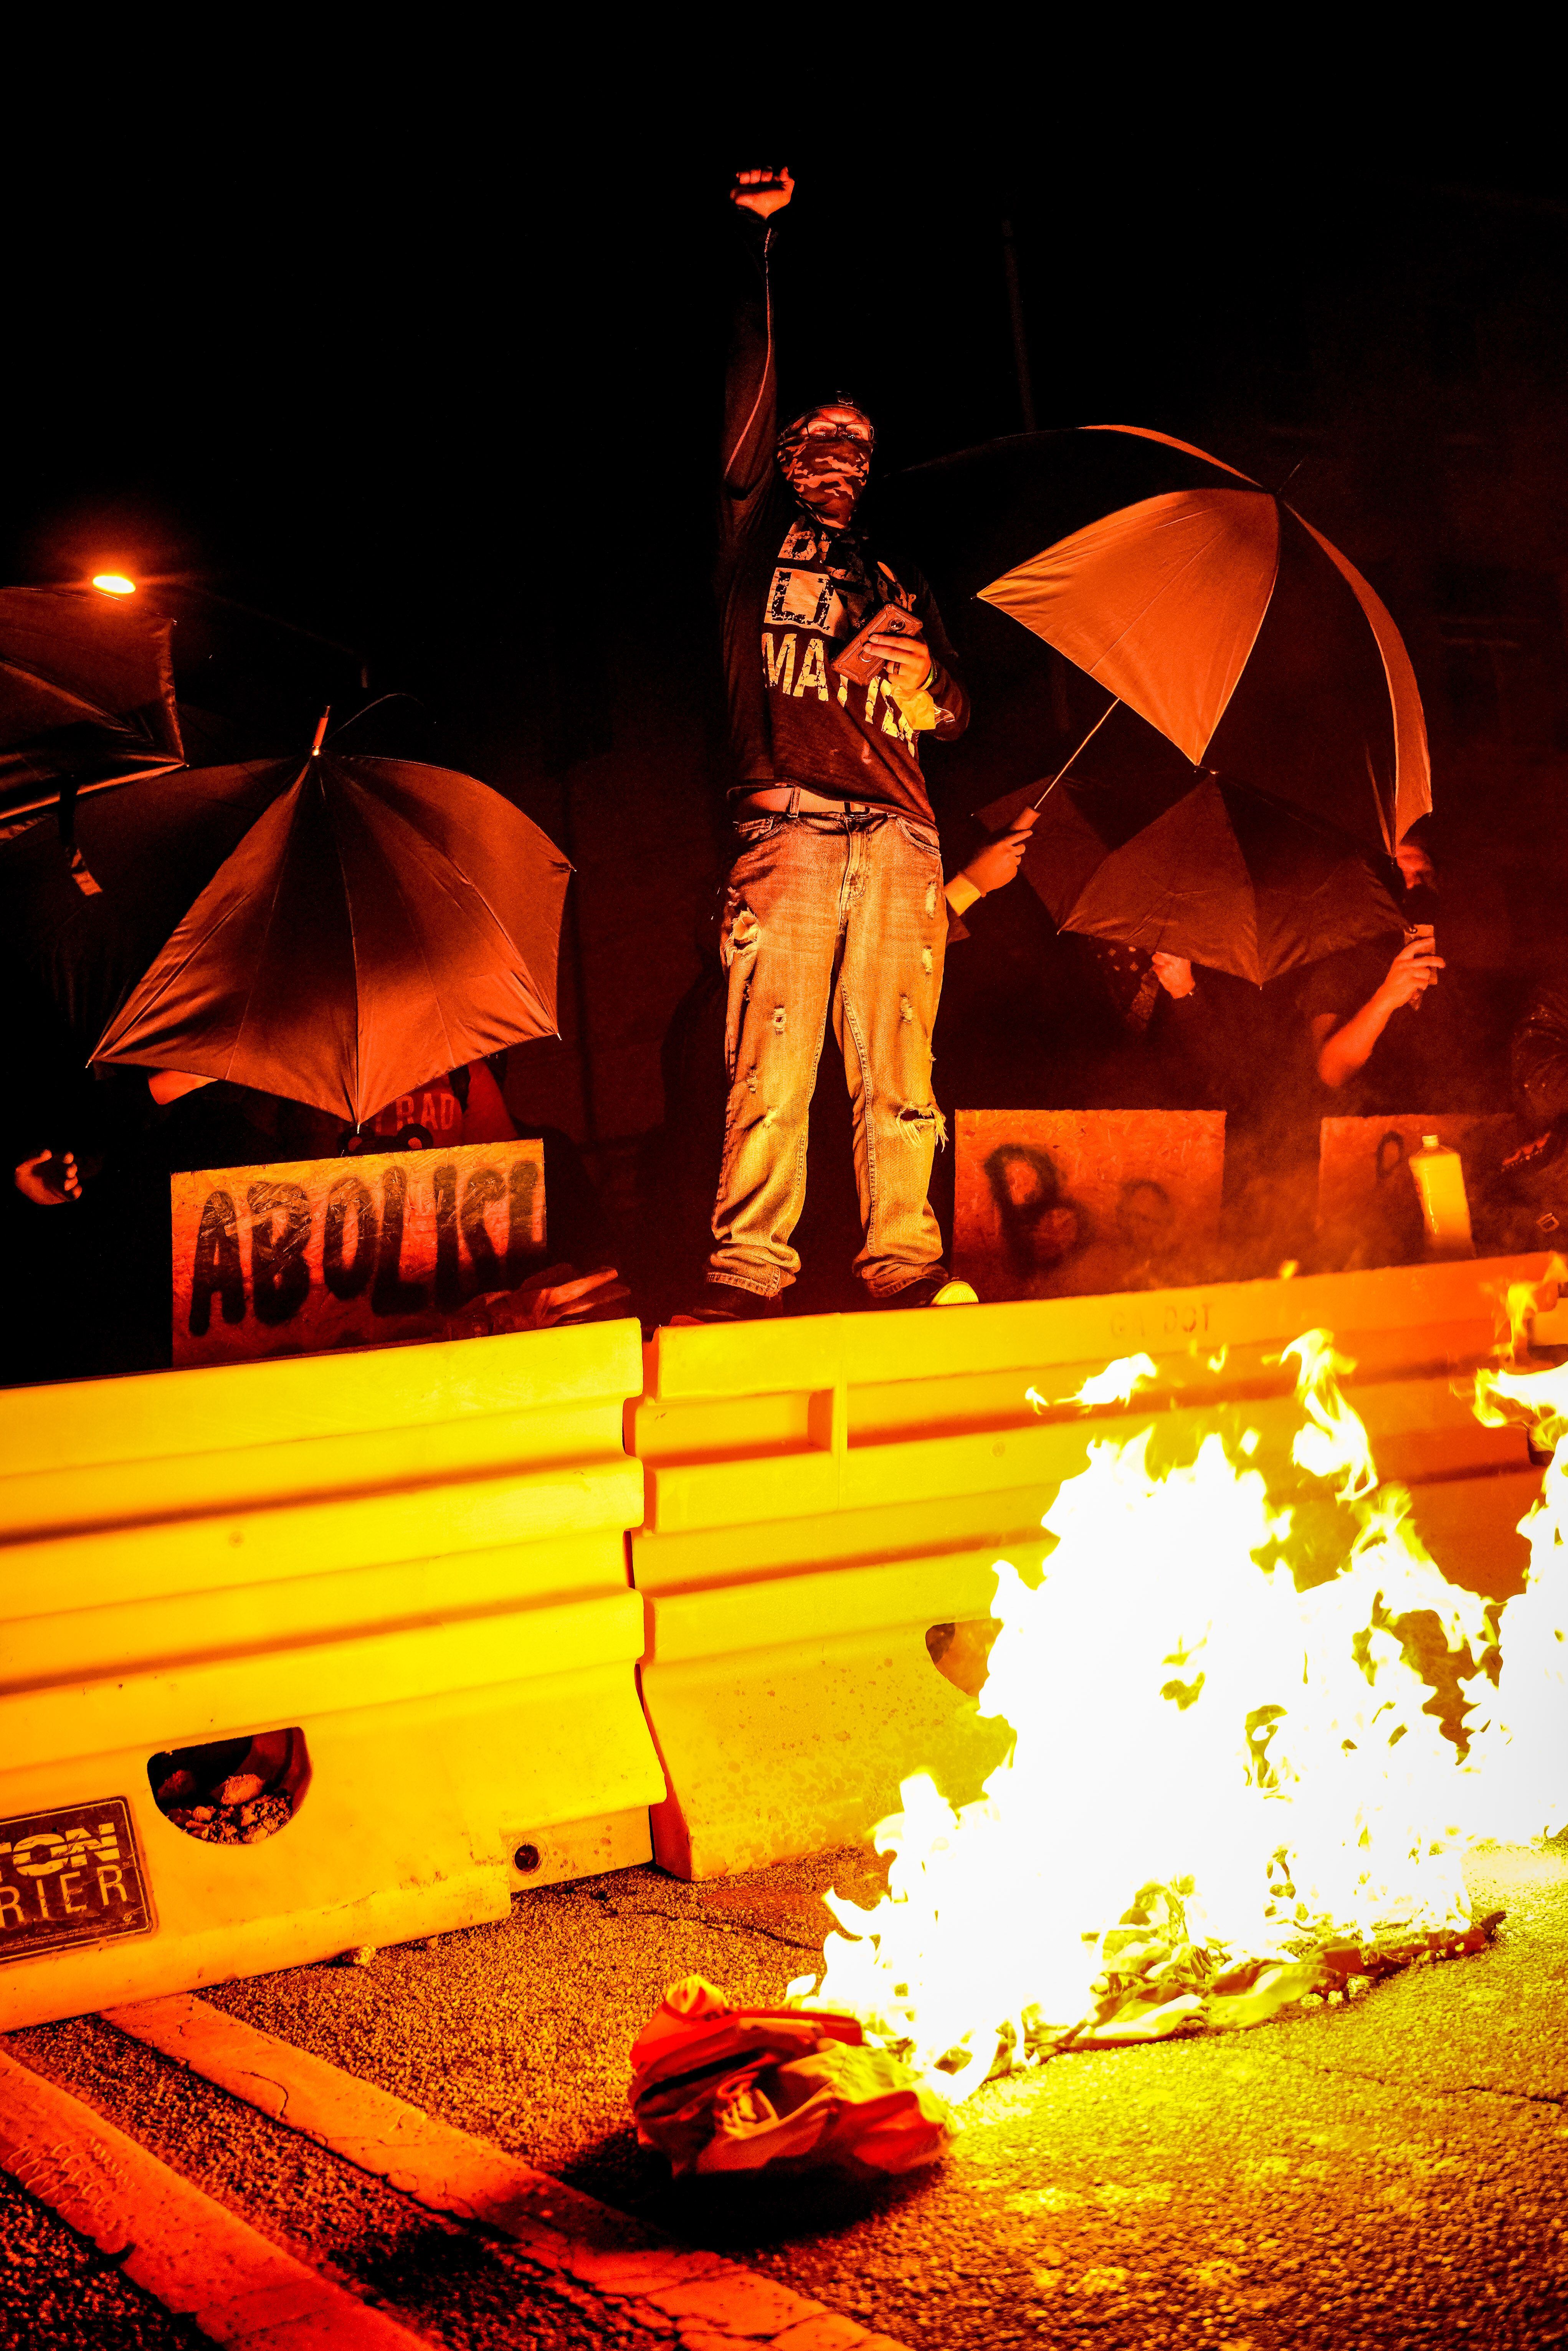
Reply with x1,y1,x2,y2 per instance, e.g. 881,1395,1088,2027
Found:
171,1137,546,1366
954,1109,1226,1302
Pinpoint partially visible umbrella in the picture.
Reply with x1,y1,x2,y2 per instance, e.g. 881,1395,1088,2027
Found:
89,727,572,1123
0,757,286,1051
884,426,1429,858
0,588,183,830
979,714,1401,985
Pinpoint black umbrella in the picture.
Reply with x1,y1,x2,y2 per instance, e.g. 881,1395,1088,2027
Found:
0,730,572,1123
0,588,183,834
0,755,285,1052
89,739,572,1122
978,723,1401,986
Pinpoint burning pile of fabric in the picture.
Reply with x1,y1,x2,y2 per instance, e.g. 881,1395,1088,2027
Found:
773,1331,1565,2110
630,1975,953,2178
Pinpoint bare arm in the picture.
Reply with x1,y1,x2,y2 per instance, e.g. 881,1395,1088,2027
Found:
1314,929,1443,1088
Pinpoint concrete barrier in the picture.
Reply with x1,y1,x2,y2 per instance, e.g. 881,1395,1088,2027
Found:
0,1321,661,2028
628,1256,1551,1878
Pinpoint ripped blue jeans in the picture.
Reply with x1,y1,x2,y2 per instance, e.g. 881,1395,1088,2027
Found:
707,808,948,1300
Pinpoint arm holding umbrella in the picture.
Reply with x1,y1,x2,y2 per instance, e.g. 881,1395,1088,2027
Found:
1151,953,1196,1000
945,805,1038,916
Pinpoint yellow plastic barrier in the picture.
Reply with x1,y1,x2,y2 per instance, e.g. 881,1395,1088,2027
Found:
628,1256,1552,1878
0,1321,661,2029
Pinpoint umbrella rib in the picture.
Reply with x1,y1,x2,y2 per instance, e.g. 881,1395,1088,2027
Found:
0,661,147,729
321,769,365,1119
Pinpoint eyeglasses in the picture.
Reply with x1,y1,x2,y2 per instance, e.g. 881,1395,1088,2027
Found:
798,420,873,446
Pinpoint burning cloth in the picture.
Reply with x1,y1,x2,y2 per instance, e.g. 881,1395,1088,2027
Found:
630,1976,953,2178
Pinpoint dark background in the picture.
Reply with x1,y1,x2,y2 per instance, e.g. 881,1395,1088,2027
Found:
9,119,1568,1311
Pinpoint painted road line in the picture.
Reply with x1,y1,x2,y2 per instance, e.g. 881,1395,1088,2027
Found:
0,2044,434,2349
105,1992,913,2351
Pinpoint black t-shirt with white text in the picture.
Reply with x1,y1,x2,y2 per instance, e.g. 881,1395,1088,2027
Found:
715,215,968,820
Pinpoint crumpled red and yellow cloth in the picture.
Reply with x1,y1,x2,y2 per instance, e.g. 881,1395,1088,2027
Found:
630,1976,953,2179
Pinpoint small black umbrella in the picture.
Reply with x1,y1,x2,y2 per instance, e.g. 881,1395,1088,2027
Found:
0,755,285,1052
0,588,183,833
978,715,1401,986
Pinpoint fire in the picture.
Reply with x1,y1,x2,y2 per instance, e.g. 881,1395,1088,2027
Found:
1469,1352,1568,1842
790,1330,1568,2105
1026,1353,1156,1414
1491,1251,1568,1366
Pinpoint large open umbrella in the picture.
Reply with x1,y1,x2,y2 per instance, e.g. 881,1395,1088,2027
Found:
0,588,184,831
73,730,570,1123
885,425,1430,859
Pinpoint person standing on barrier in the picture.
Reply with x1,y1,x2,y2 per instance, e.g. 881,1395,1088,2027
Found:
686,165,978,1322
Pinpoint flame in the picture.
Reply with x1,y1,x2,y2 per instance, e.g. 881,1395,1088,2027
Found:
1281,1328,1377,1500
1071,1352,1158,1409
790,1330,1564,2103
1490,1252,1568,1367
1466,1353,1568,1841
1026,1353,1156,1416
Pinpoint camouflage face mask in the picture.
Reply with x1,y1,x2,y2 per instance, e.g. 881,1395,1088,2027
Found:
777,405,874,517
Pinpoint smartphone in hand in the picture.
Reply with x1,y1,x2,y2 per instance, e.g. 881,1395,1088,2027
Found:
831,601,921,685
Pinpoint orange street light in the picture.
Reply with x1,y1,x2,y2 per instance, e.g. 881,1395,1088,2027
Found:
91,573,137,596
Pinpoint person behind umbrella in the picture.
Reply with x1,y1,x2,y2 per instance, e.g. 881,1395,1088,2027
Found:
689,165,996,1319
1300,827,1505,1110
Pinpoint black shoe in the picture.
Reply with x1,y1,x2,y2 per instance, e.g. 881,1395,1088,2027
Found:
866,1272,980,1310
670,1280,782,1325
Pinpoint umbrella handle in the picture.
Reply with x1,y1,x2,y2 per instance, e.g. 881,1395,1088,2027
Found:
1033,697,1121,809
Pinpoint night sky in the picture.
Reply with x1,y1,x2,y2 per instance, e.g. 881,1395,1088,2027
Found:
10,114,1568,1166
12,127,1565,749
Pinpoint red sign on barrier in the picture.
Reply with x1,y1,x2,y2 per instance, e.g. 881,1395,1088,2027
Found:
170,1138,546,1366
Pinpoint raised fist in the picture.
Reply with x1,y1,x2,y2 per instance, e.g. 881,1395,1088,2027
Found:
731,168,794,220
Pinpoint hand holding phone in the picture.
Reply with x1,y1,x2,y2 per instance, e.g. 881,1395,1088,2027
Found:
831,601,924,686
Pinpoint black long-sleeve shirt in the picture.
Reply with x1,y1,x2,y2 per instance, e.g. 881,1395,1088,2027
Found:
1513,981,1568,1126
716,213,968,822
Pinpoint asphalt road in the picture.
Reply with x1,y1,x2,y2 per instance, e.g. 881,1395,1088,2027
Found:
3,1840,1566,2348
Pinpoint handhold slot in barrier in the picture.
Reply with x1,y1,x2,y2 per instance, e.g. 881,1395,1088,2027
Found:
147,1728,310,1847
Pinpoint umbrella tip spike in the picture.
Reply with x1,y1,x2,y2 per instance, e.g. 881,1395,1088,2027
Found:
310,708,331,756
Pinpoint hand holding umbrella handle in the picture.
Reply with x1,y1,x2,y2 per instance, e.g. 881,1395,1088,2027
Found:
959,808,1038,898
1151,953,1197,999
